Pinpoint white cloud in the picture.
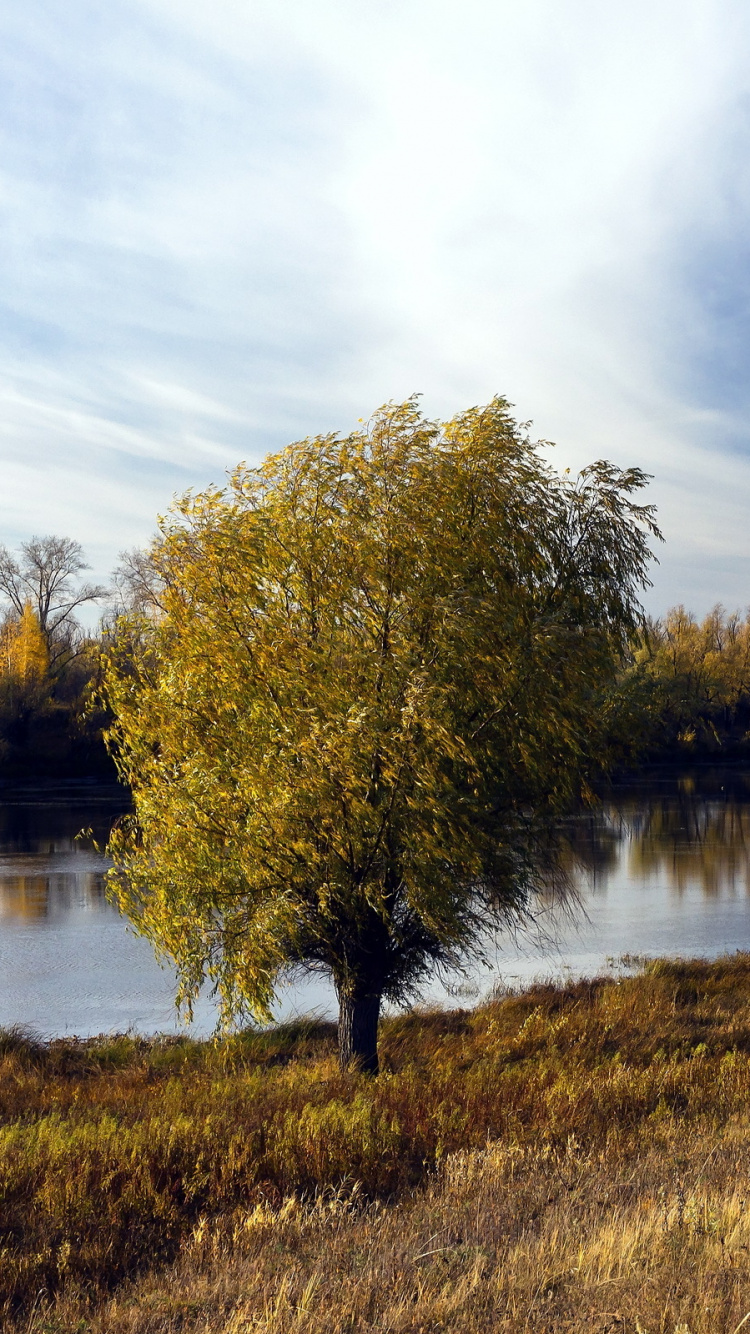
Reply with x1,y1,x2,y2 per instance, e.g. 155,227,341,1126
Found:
0,0,748,610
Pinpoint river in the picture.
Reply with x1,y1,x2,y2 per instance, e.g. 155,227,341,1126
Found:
1,768,749,1036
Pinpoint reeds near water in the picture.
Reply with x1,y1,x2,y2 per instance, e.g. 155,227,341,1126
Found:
8,956,750,1331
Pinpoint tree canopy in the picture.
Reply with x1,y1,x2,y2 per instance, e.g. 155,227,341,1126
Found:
103,398,660,1072
0,536,105,673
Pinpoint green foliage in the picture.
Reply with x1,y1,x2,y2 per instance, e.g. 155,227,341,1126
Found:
102,397,659,1069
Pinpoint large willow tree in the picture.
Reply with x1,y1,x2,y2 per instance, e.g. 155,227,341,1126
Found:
104,398,659,1073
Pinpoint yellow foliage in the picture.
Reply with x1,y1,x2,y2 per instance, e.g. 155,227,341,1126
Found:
632,604,750,753
0,603,49,693
103,398,659,1069
639,604,750,710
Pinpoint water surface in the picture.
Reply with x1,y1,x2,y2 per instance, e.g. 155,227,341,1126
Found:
1,769,750,1035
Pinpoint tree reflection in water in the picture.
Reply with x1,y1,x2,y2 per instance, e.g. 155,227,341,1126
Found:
0,777,747,932
0,786,127,922
0,775,747,1034
565,770,750,900
0,872,108,921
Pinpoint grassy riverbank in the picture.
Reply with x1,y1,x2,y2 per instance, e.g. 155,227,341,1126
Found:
7,957,750,1332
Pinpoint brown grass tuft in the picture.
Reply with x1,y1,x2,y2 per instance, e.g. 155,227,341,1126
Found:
7,956,750,1330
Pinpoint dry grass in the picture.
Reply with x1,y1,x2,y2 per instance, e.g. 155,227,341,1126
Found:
47,1117,750,1334
9,956,750,1331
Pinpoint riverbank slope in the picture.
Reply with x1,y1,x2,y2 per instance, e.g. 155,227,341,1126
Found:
6,956,750,1333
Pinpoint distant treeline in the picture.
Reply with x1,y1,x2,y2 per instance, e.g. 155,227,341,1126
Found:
0,533,745,781
617,605,750,762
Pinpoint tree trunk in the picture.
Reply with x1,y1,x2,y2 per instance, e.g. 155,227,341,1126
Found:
336,987,381,1075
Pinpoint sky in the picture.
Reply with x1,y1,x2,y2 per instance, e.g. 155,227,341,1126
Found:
1,0,750,613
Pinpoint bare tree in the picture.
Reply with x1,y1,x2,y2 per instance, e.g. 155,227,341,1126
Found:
111,546,164,617
0,537,106,669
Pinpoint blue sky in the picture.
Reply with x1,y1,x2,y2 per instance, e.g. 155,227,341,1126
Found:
2,0,750,613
